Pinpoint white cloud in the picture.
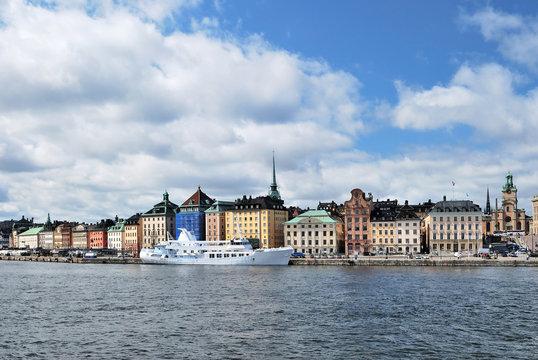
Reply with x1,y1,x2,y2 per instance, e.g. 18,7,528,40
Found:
0,0,365,221
392,63,538,139
462,7,538,71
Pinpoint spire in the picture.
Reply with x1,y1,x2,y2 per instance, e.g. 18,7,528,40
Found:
485,187,491,215
502,170,517,192
268,151,281,200
163,189,169,202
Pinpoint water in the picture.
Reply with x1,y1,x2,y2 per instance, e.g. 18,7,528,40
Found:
0,262,536,359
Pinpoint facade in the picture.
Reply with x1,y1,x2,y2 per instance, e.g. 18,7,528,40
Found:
10,216,34,248
225,195,288,248
176,186,214,240
370,199,398,254
284,210,344,255
124,214,142,256
425,197,483,254
88,224,108,249
142,191,179,248
18,226,44,249
343,189,373,255
532,195,538,235
53,224,63,249
72,224,89,249
39,214,54,249
483,172,532,235
395,202,421,254
205,201,234,241
107,219,125,251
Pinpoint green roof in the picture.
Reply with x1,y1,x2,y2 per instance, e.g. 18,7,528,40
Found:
283,210,340,224
18,226,45,236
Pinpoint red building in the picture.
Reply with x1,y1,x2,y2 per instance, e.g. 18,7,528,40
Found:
89,227,108,249
344,189,373,255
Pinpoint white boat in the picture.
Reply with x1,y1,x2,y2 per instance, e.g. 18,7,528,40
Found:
140,228,293,265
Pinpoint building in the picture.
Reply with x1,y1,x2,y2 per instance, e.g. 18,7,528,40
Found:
142,191,179,248
18,226,44,249
395,201,421,254
108,219,125,251
343,189,373,255
425,196,483,254
72,224,89,249
39,214,54,249
10,216,34,248
531,195,538,235
317,201,344,219
88,221,110,249
225,153,287,248
53,222,72,249
283,210,344,255
205,200,234,241
124,214,142,256
176,186,214,240
483,172,532,236
370,199,398,254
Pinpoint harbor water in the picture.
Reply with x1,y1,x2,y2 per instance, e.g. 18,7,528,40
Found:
0,262,536,359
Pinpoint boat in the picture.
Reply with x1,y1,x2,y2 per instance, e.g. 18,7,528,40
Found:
140,228,293,265
84,251,97,258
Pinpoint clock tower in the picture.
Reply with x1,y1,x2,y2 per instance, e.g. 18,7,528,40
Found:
501,171,518,230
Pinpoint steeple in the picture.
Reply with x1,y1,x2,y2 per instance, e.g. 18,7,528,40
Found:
502,170,517,193
268,151,281,200
163,189,169,201
485,187,491,215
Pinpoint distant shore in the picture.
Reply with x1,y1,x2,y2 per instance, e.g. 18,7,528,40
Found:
1,254,537,266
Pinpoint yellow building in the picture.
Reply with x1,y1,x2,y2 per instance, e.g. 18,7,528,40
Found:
225,196,288,248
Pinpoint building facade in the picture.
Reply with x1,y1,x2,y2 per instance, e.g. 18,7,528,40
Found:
124,214,142,256
205,201,234,241
343,189,373,255
425,197,483,254
483,172,532,235
10,216,34,248
284,210,344,255
176,186,214,240
370,199,398,254
72,224,89,249
88,224,108,249
108,219,125,251
395,202,421,254
142,191,179,248
18,226,44,249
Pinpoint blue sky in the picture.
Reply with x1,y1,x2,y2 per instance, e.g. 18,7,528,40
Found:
1,0,537,222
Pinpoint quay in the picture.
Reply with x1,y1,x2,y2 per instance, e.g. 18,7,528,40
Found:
1,255,537,266
290,256,538,267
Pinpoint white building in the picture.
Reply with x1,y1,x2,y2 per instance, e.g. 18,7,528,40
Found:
107,220,125,251
425,197,483,254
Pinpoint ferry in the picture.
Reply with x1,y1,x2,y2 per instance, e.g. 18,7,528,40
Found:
140,228,293,265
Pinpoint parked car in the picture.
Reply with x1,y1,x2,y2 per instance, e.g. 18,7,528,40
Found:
415,254,422,259
291,252,305,258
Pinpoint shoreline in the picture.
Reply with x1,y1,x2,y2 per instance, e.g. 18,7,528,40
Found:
1,255,537,266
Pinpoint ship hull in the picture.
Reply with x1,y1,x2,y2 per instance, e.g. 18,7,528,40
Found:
140,247,293,266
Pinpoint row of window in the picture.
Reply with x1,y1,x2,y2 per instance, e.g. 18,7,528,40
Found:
372,238,418,244
432,216,480,222
433,224,480,230
432,243,475,250
286,239,335,246
286,231,335,237
287,224,334,228
432,233,479,240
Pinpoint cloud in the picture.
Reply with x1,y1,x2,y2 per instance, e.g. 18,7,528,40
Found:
0,0,365,221
461,7,538,71
391,63,538,140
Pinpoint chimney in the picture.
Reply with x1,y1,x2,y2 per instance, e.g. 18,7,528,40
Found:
443,195,447,201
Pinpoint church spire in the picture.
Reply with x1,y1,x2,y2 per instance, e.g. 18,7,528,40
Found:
485,187,491,215
268,151,281,200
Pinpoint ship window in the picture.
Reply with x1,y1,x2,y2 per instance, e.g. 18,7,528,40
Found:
232,254,237,257
217,254,222,258
239,253,244,257
224,254,230,257
209,254,215,258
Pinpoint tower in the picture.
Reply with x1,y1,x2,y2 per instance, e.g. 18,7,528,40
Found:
268,151,281,200
485,187,491,215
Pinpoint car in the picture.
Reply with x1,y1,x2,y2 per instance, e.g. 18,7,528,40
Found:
415,254,422,259
309,254,315,258
508,252,518,257
291,252,305,258
423,255,430,259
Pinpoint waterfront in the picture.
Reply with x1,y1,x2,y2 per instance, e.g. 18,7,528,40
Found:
1,262,536,359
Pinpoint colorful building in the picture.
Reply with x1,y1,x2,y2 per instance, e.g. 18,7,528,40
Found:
39,214,54,249
72,224,89,249
205,201,234,241
108,219,125,251
370,199,398,254
483,172,532,235
88,223,109,249
10,216,34,248
124,214,142,256
343,189,373,255
142,191,179,248
176,186,214,240
284,210,344,255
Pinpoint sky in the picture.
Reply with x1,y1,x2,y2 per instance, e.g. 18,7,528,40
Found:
1,0,538,222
